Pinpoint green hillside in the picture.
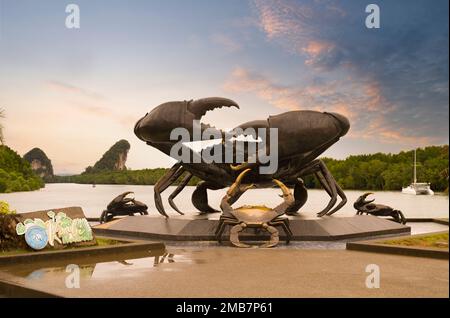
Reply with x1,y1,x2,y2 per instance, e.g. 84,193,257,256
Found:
0,145,44,193
84,139,130,174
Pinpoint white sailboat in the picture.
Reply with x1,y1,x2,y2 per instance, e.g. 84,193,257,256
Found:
402,149,434,195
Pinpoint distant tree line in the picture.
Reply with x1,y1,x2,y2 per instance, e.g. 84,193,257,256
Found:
52,168,200,186
303,145,448,192
52,145,449,193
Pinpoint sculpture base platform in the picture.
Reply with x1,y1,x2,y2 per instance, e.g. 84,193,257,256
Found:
93,214,410,241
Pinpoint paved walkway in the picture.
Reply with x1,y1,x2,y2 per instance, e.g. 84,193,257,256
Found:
0,247,448,297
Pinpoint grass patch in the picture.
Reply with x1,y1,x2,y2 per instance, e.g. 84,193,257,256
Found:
0,237,125,256
380,233,449,249
95,237,122,246
0,249,30,256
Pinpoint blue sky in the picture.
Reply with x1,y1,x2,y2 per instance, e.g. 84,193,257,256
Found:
0,0,448,174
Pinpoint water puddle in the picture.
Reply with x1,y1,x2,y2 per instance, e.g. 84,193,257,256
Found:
1,249,200,282
0,240,350,286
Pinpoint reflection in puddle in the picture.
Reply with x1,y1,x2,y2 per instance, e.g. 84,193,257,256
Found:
26,264,96,281
154,252,175,266
3,250,198,282
91,253,193,278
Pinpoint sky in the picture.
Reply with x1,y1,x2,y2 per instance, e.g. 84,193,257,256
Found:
0,0,448,174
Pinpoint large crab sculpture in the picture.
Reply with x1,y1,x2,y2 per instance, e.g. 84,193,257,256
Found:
215,168,294,248
134,97,350,218
354,193,406,224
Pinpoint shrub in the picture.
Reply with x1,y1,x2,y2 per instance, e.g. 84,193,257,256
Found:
0,201,16,215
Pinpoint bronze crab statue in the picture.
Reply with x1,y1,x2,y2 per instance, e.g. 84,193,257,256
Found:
354,193,406,224
215,168,294,248
134,97,350,217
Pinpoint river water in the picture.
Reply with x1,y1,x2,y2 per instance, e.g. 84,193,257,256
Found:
0,183,448,219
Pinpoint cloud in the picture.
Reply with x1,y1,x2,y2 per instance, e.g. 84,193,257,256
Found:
252,0,313,40
223,67,385,115
46,80,106,101
303,41,334,57
251,0,344,55
246,0,448,145
211,33,242,53
46,80,135,128
68,101,137,128
223,66,437,145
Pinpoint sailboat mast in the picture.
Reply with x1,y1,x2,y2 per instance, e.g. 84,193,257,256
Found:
413,149,417,184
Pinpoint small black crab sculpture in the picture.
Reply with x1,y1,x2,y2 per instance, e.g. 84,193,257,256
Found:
100,191,148,223
215,168,295,248
354,193,406,224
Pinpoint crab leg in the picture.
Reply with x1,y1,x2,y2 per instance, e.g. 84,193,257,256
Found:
270,219,293,243
315,167,347,216
230,223,251,248
154,163,185,217
260,223,279,248
317,167,338,217
398,210,407,224
298,159,347,217
315,170,332,196
215,217,239,243
317,162,347,216
168,173,193,214
315,171,347,215
312,169,337,216
192,181,221,214
326,179,347,216
215,219,226,242
286,178,308,216
99,210,107,224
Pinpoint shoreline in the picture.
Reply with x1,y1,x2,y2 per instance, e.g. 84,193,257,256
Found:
22,182,450,195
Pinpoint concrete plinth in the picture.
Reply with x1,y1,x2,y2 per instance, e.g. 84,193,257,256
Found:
93,214,410,241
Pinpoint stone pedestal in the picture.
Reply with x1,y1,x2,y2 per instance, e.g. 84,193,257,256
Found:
94,214,410,241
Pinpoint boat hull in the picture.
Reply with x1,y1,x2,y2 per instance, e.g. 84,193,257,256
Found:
402,184,434,195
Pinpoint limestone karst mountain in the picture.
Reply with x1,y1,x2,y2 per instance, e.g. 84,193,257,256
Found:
23,148,54,181
84,139,131,174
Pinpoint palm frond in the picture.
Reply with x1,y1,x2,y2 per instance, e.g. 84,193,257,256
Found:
0,108,4,144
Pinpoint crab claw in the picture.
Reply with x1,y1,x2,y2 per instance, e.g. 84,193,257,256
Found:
273,179,291,198
227,168,253,197
361,192,375,205
134,97,239,145
272,179,295,215
188,97,239,120
230,161,259,172
354,192,375,211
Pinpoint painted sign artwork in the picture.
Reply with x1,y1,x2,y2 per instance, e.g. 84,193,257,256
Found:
15,211,93,250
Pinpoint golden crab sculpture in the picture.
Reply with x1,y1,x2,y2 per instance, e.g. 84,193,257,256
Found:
215,169,295,248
